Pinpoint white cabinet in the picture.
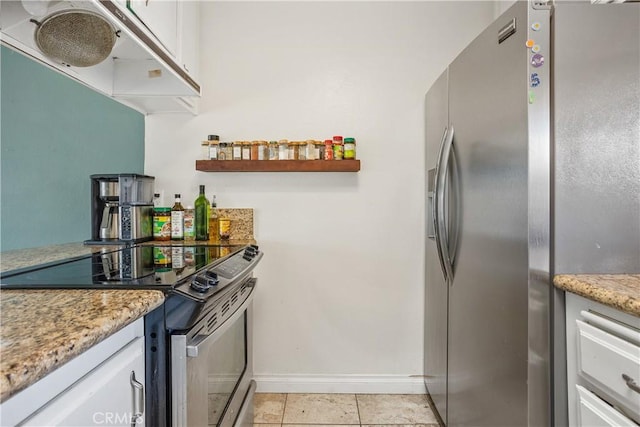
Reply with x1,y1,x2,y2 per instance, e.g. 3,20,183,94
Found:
128,0,179,57
177,0,200,82
23,337,145,427
566,294,640,426
0,320,145,427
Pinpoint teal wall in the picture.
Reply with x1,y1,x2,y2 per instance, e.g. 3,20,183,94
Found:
1,47,145,251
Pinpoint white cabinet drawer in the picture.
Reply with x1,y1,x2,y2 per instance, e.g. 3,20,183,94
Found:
576,318,640,422
576,385,636,427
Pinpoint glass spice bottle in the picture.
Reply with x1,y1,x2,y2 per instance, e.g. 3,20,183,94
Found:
288,141,296,160
201,140,210,160
208,135,220,160
232,141,243,160
242,141,251,160
278,140,289,160
297,141,306,160
344,137,356,160
315,141,325,160
333,136,344,160
324,139,334,160
251,141,260,160
268,141,279,160
305,140,316,160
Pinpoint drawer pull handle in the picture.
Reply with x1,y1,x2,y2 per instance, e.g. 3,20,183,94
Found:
622,374,640,394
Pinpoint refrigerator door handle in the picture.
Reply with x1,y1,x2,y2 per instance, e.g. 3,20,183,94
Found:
433,126,450,284
435,125,455,284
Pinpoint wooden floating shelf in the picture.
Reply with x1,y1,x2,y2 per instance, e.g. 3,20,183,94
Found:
196,159,361,172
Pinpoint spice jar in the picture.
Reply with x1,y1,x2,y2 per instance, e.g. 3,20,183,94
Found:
297,142,306,160
332,136,344,160
201,140,210,160
289,141,301,160
268,141,279,160
315,141,325,160
257,141,268,160
251,141,260,160
242,141,251,160
344,137,356,160
219,142,231,160
324,139,334,160
232,141,243,160
153,207,171,241
305,140,316,160
278,140,289,160
208,135,220,160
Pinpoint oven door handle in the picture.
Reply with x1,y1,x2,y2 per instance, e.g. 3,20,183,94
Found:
186,278,257,358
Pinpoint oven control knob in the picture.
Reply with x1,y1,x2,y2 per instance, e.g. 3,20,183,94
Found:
250,244,259,252
204,270,219,286
190,275,210,293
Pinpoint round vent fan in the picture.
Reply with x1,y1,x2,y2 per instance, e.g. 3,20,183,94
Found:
33,10,117,67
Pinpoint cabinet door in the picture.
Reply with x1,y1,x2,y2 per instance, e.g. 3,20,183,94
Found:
128,0,178,56
178,0,200,82
22,337,145,427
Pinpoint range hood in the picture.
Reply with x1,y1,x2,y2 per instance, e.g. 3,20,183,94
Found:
0,0,200,114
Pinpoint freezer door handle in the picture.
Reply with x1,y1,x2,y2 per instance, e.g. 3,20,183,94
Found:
432,127,448,281
435,125,455,284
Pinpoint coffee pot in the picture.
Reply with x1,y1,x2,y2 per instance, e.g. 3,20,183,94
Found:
86,174,155,244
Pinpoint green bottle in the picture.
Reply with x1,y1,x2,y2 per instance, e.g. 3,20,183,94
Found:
195,185,210,241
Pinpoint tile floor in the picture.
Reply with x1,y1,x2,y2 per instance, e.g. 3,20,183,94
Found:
254,393,440,426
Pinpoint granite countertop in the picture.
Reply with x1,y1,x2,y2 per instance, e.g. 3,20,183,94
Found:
0,240,255,274
0,289,164,402
554,274,640,317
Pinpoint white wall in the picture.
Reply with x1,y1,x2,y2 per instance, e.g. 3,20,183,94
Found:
145,1,494,393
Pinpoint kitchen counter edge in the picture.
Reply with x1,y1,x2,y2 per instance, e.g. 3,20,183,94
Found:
0,289,164,402
554,274,640,317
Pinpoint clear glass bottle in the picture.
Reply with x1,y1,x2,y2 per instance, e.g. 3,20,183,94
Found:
208,135,220,160
233,141,243,160
194,185,209,241
242,141,251,160
289,141,300,160
171,194,185,241
201,140,209,160
269,141,279,160
208,195,220,243
278,140,289,160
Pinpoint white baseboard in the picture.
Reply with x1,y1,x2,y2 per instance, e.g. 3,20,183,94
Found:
253,374,427,394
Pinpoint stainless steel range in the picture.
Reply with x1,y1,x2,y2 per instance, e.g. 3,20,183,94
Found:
0,243,263,427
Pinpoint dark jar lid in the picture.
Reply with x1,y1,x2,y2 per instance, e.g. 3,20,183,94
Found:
208,135,220,141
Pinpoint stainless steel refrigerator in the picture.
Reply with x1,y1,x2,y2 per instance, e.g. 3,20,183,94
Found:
424,1,640,426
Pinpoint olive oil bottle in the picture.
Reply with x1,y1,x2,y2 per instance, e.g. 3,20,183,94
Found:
195,185,210,241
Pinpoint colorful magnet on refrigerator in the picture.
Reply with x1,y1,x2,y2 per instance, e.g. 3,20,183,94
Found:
526,39,535,48
531,22,541,31
531,53,545,68
529,90,535,104
530,72,541,88
531,44,541,53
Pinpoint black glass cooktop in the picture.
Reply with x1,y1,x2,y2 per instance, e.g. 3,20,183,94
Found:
0,245,241,289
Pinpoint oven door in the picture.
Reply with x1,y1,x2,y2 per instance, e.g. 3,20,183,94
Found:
171,278,256,427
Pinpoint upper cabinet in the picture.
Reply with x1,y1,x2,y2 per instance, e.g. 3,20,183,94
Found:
0,0,201,114
127,0,179,57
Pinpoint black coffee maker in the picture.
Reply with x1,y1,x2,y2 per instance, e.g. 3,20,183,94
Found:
86,174,155,244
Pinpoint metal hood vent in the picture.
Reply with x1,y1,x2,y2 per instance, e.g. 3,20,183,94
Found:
0,0,201,114
33,9,117,67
